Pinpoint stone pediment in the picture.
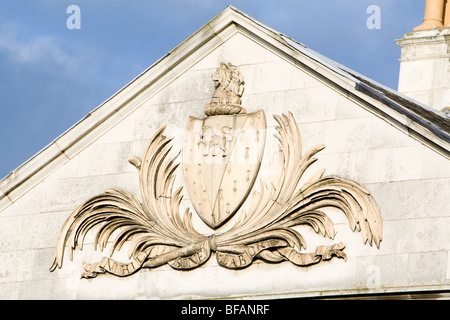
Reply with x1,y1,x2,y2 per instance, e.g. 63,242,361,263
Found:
1,5,450,300
1,6,448,212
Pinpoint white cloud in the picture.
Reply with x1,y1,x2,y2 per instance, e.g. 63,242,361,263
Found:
0,24,93,77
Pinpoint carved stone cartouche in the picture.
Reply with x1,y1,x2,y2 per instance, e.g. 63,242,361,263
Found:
49,63,382,278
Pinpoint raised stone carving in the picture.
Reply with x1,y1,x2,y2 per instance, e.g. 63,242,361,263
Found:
49,63,382,278
204,62,246,116
183,110,266,229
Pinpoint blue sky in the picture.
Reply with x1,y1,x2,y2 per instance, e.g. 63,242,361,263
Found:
0,0,424,179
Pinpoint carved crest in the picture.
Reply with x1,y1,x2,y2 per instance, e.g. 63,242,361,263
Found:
183,111,266,229
204,62,246,116
49,63,382,278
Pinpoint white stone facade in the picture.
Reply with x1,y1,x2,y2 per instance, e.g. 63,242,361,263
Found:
0,7,449,299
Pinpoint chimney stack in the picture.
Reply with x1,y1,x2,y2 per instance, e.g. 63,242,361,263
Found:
396,0,450,112
445,0,450,26
414,0,446,30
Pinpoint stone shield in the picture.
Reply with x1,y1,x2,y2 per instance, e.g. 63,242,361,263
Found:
182,110,266,229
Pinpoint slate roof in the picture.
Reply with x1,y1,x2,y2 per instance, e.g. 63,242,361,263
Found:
282,35,450,139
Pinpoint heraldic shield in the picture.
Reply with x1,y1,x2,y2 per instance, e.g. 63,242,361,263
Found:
182,111,266,229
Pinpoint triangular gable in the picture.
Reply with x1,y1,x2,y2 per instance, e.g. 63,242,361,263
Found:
1,5,449,212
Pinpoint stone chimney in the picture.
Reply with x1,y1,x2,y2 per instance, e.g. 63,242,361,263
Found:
396,0,450,112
